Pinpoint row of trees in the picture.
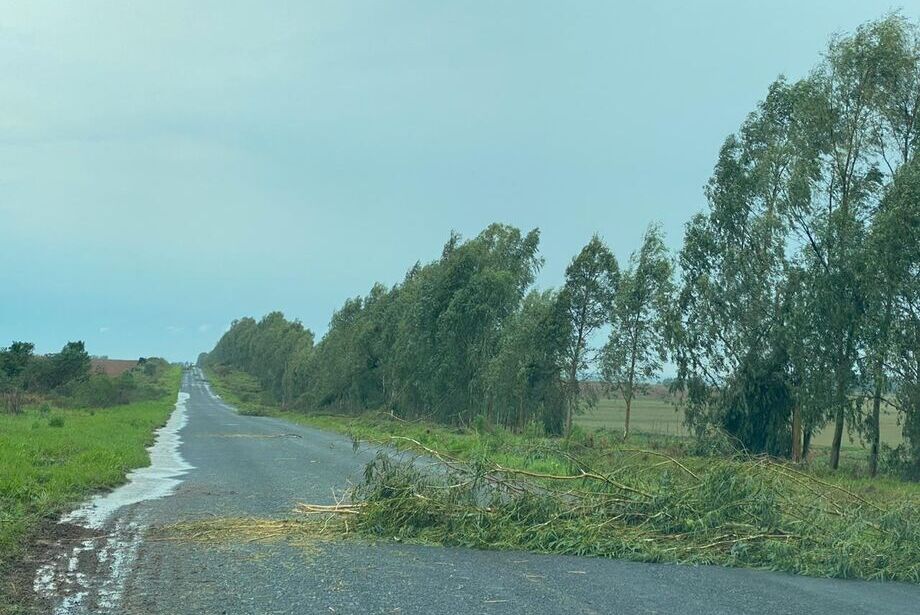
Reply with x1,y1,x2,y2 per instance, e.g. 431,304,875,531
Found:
205,222,672,438
205,14,919,476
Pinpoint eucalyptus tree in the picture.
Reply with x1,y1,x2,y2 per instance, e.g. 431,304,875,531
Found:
558,236,618,435
306,297,369,409
602,224,673,439
792,19,903,469
870,157,920,476
280,329,315,407
856,17,920,475
671,77,811,456
486,289,569,434
208,317,257,370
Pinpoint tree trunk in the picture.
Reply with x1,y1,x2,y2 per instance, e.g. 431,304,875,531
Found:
623,393,632,440
829,406,845,470
830,331,856,471
518,396,525,433
791,404,802,463
565,363,578,437
869,377,882,478
803,429,813,462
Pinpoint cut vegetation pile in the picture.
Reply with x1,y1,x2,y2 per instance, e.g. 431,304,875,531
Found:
301,437,920,583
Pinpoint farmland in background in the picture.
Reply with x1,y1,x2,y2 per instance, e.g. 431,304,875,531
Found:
577,385,903,449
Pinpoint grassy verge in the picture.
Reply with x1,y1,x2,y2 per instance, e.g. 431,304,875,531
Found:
207,366,920,582
204,366,276,416
0,366,181,614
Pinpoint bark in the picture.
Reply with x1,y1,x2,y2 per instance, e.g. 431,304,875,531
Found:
831,406,844,470
869,377,882,478
830,332,855,470
624,394,632,440
830,405,845,470
791,404,802,463
565,363,578,437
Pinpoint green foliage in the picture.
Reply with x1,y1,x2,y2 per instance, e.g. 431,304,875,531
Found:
485,290,569,434
0,342,169,420
201,16,920,476
873,157,920,477
0,340,91,400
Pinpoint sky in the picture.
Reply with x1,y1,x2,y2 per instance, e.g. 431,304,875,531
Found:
1,0,916,361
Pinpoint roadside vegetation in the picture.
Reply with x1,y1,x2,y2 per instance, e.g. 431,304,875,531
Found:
209,366,920,582
200,14,920,582
0,341,179,614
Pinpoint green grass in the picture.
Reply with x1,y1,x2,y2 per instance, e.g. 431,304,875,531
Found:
579,394,904,449
0,366,180,614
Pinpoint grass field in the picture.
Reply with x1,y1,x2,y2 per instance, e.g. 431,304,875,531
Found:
579,394,904,449
0,366,180,614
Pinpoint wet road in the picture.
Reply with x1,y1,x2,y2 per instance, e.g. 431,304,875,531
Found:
38,369,920,614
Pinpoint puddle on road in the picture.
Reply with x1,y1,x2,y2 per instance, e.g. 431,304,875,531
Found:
34,391,194,615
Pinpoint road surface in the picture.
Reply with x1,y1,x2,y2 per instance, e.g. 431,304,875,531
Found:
35,369,920,614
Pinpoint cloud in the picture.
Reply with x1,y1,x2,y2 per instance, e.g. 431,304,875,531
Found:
197,323,211,333
166,325,184,333
99,326,110,333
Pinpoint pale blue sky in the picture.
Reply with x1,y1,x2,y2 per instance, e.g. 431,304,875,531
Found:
1,1,914,361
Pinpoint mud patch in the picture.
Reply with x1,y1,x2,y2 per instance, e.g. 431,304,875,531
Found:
2,521,98,614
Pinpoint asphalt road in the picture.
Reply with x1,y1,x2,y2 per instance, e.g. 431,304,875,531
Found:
38,369,920,614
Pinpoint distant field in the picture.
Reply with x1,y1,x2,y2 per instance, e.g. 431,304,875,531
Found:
577,393,904,450
89,358,139,377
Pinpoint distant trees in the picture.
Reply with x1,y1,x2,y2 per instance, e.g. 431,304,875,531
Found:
0,340,138,411
602,225,672,439
206,225,559,430
1,340,90,396
207,314,314,408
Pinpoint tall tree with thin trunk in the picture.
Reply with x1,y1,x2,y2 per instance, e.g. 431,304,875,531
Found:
602,224,673,439
870,156,920,477
559,236,618,436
